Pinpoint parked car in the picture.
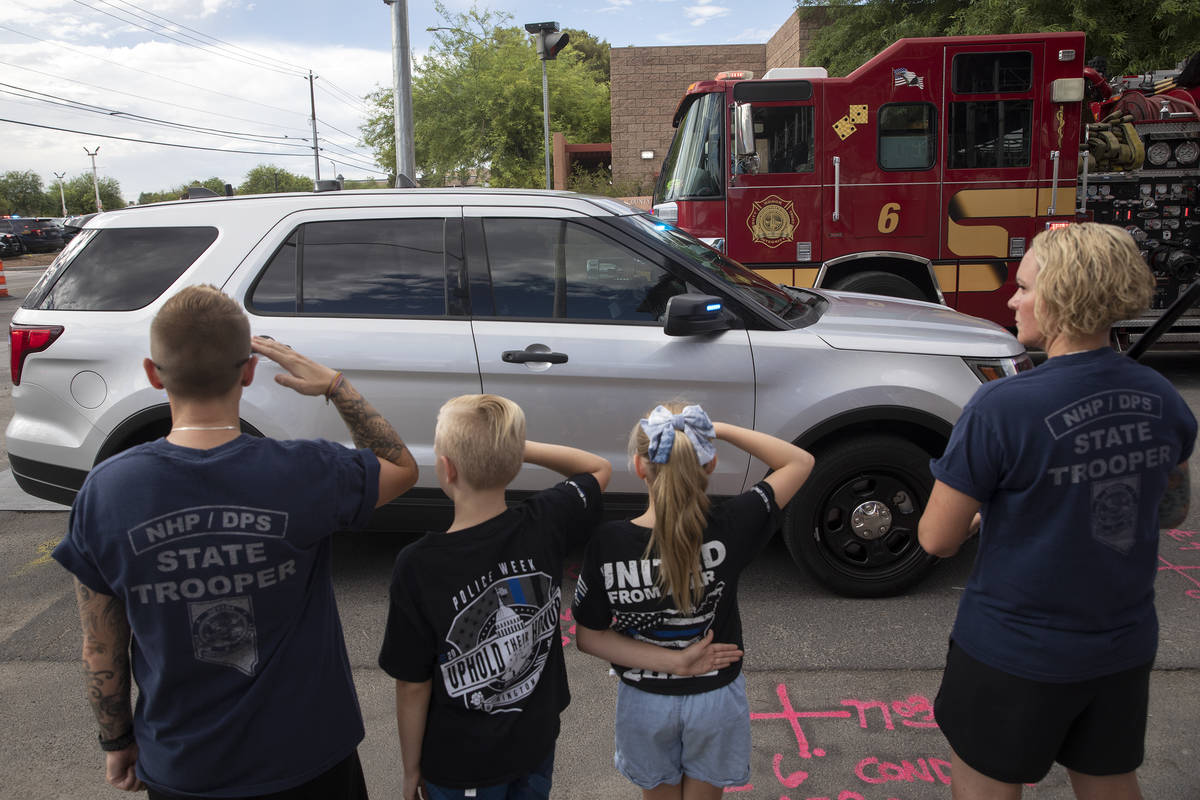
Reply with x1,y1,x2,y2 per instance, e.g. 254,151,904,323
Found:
0,217,65,253
0,231,22,258
6,189,1030,596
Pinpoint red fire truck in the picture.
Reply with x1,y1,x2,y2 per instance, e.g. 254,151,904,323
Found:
651,31,1199,344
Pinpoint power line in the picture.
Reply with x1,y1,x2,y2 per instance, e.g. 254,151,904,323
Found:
71,0,307,79
316,117,366,142
0,81,312,147
0,117,325,157
315,83,371,117
0,57,314,135
0,23,311,121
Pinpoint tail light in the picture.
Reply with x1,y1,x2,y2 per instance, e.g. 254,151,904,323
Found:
11,324,64,386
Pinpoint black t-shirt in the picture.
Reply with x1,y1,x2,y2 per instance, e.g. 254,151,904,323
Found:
572,481,779,695
378,474,602,788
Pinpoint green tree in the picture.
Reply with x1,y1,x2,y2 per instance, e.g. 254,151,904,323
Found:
362,2,611,188
798,0,1200,76
238,164,314,195
62,173,125,214
563,28,611,81
0,170,56,216
138,177,229,205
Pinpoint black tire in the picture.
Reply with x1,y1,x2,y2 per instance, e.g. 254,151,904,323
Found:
830,270,926,301
783,434,937,597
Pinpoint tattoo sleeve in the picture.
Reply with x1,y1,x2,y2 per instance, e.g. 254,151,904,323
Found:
74,579,133,740
329,380,412,467
1159,463,1191,530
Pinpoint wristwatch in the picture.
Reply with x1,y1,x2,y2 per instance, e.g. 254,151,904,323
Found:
99,729,136,752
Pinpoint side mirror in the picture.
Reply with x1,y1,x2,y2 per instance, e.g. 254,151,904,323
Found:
733,103,755,158
664,294,736,336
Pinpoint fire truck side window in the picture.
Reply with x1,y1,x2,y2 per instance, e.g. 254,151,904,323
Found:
878,103,936,171
658,92,725,201
948,100,1033,169
751,106,815,174
951,52,1032,93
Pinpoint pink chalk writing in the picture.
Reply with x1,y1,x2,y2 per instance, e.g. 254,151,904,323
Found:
856,756,953,786
1158,554,1200,600
751,683,853,758
840,695,937,730
559,607,577,647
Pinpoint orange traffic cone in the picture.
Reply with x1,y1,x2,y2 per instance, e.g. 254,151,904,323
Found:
0,259,7,298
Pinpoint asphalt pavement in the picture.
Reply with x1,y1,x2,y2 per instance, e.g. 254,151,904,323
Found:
0,263,1197,800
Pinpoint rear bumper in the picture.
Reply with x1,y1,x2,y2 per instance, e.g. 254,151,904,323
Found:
8,453,84,506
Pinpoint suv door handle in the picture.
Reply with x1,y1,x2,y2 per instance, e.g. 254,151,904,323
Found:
502,349,568,364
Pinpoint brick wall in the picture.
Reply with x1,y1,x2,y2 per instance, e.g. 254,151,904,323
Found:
610,44,765,192
610,12,821,190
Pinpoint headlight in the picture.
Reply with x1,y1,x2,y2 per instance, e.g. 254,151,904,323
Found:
964,354,1033,383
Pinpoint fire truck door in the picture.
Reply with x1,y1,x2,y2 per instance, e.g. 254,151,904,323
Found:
725,83,823,288
820,56,942,280
940,41,1046,321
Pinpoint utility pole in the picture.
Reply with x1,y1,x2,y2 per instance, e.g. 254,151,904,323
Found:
84,147,103,212
383,0,416,187
53,171,67,216
308,71,321,183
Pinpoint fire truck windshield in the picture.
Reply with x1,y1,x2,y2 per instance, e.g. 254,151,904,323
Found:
623,213,821,324
654,92,725,203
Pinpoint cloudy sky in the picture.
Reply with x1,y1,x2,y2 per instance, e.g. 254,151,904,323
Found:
0,0,799,201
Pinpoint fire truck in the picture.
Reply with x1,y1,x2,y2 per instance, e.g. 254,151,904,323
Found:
651,31,1200,344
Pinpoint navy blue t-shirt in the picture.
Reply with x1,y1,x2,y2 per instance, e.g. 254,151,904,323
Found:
53,435,379,797
932,348,1196,682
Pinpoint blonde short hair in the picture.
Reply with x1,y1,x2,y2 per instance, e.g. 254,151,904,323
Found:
150,285,251,399
1030,223,1154,339
435,394,526,490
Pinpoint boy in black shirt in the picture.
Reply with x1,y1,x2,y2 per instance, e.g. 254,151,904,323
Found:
379,394,612,799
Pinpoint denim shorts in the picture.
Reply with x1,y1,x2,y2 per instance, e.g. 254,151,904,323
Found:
614,673,750,789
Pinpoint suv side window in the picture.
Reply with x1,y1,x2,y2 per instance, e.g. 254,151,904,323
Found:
25,227,218,311
250,218,447,316
480,218,679,323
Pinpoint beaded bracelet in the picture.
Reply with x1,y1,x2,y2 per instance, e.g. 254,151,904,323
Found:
325,371,345,404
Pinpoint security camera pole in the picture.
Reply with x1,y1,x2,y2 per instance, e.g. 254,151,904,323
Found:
383,0,416,188
525,21,569,190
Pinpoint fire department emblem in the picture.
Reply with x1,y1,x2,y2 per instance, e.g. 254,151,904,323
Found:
747,196,799,247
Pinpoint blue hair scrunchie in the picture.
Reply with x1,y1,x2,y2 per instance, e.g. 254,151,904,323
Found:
640,404,716,465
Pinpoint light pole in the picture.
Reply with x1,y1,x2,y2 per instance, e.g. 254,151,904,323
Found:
53,171,67,216
383,0,416,187
524,22,569,191
83,147,103,212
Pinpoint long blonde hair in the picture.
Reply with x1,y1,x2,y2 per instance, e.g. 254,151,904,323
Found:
632,401,711,612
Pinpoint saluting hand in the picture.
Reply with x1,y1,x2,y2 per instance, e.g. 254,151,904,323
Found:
251,336,339,397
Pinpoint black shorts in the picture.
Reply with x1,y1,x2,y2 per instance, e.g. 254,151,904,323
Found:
146,749,368,800
933,640,1152,784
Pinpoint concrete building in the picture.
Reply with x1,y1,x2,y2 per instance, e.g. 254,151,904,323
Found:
608,11,822,192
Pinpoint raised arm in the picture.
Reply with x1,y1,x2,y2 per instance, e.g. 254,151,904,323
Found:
251,336,418,507
711,422,814,507
73,579,143,792
523,441,612,491
1160,462,1191,529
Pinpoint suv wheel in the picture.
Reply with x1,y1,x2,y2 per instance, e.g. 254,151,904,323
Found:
783,434,937,597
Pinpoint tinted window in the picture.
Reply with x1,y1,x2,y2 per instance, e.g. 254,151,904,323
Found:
878,103,936,170
482,218,676,322
952,52,1033,94
656,92,725,202
30,227,217,311
748,106,814,174
250,218,447,316
948,100,1032,168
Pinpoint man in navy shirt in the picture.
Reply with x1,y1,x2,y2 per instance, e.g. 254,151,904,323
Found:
54,285,418,798
919,224,1194,799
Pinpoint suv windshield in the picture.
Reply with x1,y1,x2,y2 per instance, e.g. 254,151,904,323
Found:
621,213,822,323
654,92,726,203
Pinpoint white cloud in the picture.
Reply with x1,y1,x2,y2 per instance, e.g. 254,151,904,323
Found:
683,2,729,27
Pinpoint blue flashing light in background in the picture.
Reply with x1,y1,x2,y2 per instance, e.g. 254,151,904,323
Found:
706,303,722,312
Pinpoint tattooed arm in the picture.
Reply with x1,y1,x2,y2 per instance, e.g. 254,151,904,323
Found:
1160,462,1191,530
73,578,143,791
250,336,419,506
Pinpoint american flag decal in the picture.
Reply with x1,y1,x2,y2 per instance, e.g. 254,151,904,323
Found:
892,67,925,89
